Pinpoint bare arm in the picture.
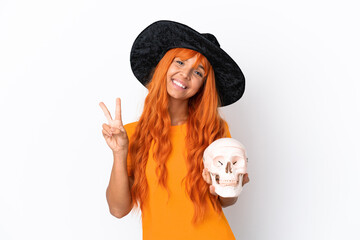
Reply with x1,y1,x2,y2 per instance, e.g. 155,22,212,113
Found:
106,151,133,218
100,98,133,218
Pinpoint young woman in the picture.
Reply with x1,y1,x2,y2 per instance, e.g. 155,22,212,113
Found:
100,21,249,240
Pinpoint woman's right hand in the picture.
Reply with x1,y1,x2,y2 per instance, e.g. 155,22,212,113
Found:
99,98,129,154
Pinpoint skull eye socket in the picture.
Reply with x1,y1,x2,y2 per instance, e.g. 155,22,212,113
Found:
213,156,225,167
232,156,245,167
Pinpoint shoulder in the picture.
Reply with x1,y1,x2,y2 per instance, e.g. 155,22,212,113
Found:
124,121,139,138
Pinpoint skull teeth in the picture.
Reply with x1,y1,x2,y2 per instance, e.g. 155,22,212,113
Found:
211,173,243,185
215,174,243,186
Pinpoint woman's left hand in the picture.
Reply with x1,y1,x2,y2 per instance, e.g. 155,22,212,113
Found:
202,168,250,196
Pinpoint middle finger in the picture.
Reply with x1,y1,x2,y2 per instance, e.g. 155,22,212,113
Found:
115,98,123,125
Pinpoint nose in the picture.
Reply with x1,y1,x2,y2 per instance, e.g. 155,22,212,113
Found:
180,66,192,80
225,162,232,174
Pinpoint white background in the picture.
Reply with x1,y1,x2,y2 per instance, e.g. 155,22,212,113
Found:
0,0,359,239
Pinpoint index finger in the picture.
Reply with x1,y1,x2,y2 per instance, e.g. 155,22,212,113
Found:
99,102,113,123
115,98,123,125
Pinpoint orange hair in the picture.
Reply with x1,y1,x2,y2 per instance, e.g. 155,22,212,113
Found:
129,48,228,223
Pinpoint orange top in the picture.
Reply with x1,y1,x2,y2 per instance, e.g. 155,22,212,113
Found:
125,122,235,240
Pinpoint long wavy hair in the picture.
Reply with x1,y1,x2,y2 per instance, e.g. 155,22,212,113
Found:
129,48,228,223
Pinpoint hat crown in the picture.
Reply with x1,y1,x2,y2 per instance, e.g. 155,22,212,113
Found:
201,33,220,47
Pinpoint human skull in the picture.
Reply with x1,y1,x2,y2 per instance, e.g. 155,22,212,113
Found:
203,138,247,197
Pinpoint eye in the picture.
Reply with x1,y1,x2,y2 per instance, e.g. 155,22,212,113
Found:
176,60,184,65
194,70,203,78
233,161,237,165
218,160,223,165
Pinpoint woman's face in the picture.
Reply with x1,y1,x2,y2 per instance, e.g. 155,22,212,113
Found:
166,55,205,103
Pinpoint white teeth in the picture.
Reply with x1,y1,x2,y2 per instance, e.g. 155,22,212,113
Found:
173,80,186,89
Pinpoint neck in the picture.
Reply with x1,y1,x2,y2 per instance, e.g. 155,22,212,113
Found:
168,98,189,126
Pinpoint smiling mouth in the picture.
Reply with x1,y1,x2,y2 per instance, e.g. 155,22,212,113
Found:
172,79,187,89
